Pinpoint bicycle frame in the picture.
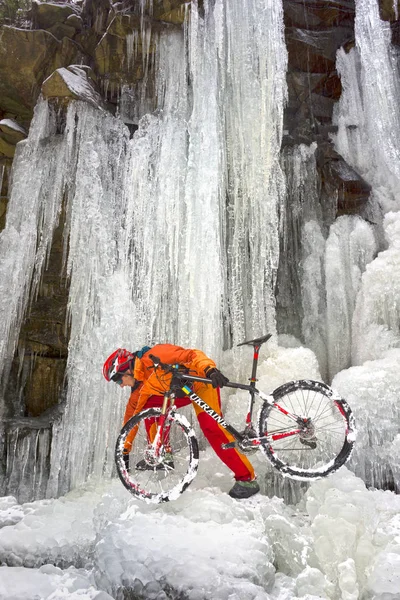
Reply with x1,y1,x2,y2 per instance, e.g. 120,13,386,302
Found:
147,336,304,458
151,372,303,456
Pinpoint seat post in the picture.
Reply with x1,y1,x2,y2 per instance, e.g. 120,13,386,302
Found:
246,344,260,424
237,333,272,426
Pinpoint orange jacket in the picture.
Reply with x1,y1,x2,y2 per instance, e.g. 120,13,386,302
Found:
122,344,216,425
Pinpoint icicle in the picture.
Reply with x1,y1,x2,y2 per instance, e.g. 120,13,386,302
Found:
126,31,137,70
394,0,399,20
221,0,288,343
1,420,52,503
0,100,65,392
278,144,321,341
333,0,400,212
47,102,130,497
301,220,328,380
121,30,194,349
0,164,4,195
325,216,376,379
352,212,400,365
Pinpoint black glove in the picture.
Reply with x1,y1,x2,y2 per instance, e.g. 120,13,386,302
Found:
206,367,229,389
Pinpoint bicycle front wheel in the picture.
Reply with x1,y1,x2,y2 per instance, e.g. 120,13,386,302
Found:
258,380,355,480
115,408,199,503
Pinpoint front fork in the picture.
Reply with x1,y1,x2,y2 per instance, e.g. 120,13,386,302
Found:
150,392,175,459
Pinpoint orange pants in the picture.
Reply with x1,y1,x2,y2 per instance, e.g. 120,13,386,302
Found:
124,383,255,482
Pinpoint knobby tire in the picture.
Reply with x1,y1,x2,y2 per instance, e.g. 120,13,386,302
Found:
115,408,199,503
258,380,355,480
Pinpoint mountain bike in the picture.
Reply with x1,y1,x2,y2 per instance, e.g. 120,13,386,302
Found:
115,334,356,503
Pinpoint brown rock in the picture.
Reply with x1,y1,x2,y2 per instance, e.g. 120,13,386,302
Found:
111,0,188,24
0,196,7,231
0,135,17,158
82,0,112,33
321,158,371,214
379,0,400,21
152,0,187,24
31,0,78,30
314,71,342,100
47,22,77,41
0,119,27,142
0,26,85,120
66,14,83,31
23,356,67,417
286,26,354,73
284,0,355,29
41,66,104,108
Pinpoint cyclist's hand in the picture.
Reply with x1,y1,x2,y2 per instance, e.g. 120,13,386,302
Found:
206,368,229,388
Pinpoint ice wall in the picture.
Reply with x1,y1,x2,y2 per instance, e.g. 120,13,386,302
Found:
278,145,377,382
277,144,327,374
121,26,225,356
334,0,400,212
59,0,286,494
352,212,400,365
329,0,400,488
221,0,287,344
325,216,376,379
333,0,400,362
0,102,66,395
47,102,131,497
121,0,288,355
300,220,327,378
1,0,289,499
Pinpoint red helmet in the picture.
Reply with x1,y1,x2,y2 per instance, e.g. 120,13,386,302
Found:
103,349,135,382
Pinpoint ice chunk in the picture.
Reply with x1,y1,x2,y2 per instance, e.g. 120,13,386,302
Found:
325,215,376,379
352,212,400,365
0,564,113,600
333,349,400,490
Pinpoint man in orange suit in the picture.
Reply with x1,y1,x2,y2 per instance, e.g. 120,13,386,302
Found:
103,344,259,499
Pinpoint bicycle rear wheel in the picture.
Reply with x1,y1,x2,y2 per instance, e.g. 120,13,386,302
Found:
115,408,199,503
258,380,355,480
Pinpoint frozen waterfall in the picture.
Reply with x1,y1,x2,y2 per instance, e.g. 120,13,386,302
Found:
0,0,288,499
0,102,67,393
330,0,400,489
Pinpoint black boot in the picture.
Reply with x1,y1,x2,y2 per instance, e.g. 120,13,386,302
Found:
229,480,260,499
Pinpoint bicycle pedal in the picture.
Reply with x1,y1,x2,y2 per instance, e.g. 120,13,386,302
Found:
221,442,237,450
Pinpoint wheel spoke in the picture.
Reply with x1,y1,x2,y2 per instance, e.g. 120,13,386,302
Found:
115,408,199,503
259,381,354,479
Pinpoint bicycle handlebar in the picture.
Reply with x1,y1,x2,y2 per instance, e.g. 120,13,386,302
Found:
148,354,255,393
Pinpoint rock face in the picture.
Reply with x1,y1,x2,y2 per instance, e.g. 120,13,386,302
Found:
283,0,366,215
41,65,104,108
0,26,84,122
0,0,398,481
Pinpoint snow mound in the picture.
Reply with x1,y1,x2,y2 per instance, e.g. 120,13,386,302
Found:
333,348,400,490
0,482,127,569
96,491,275,600
0,465,400,599
0,564,113,600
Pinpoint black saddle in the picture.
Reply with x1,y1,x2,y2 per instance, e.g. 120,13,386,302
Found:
237,333,272,347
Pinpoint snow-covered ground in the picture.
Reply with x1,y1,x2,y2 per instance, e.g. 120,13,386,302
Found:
1,344,399,600
1,448,400,600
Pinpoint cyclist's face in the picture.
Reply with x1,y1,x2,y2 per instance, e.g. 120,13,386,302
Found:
118,372,135,387
112,370,135,387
